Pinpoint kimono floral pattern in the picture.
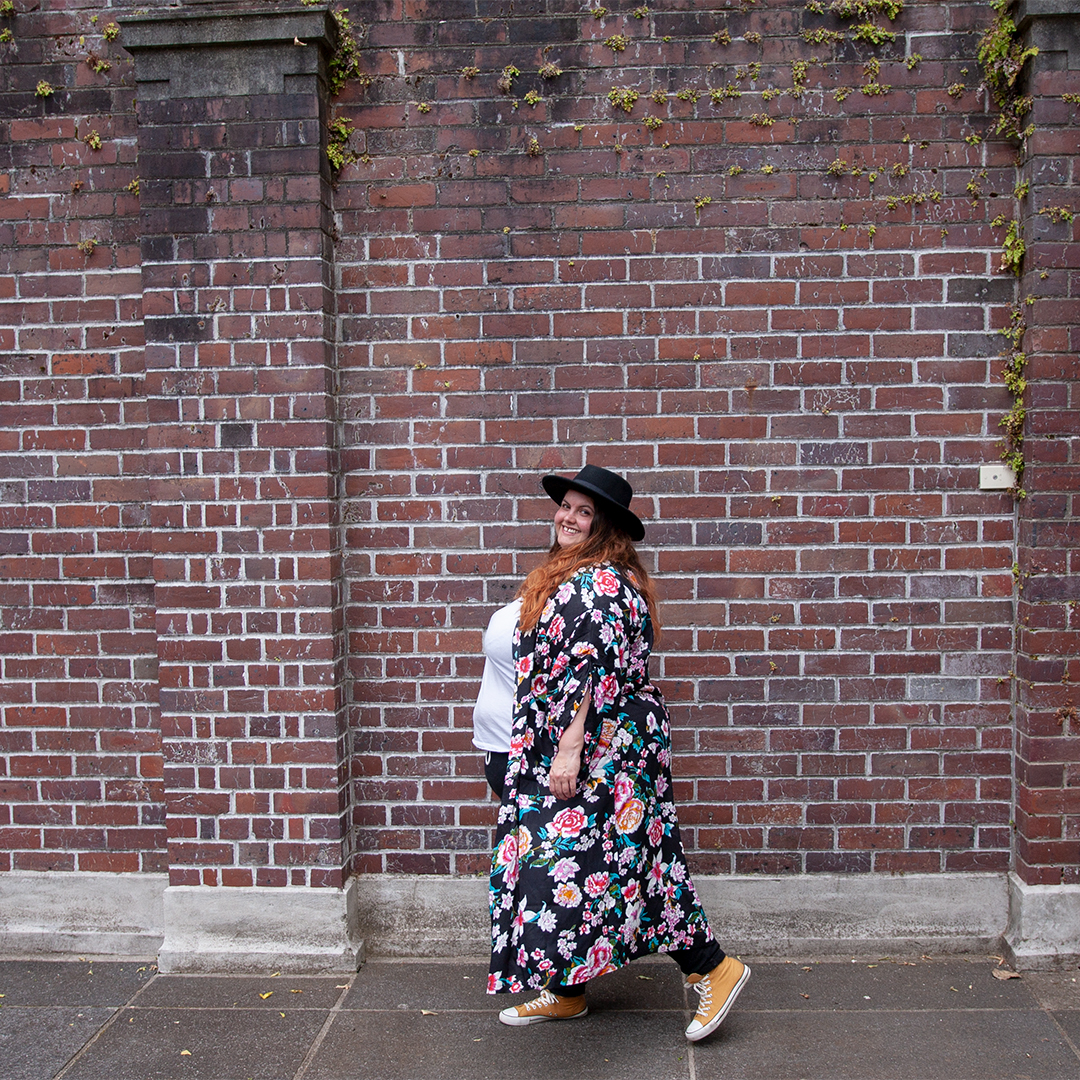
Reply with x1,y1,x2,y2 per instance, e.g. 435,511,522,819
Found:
488,563,714,994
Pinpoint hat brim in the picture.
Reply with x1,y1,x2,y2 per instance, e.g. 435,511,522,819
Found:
542,474,645,542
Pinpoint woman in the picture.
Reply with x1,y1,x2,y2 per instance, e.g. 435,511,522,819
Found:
488,465,749,1043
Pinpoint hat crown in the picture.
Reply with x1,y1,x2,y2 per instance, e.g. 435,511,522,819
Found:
572,464,632,510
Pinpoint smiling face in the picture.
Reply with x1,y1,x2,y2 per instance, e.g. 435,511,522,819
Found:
553,489,595,549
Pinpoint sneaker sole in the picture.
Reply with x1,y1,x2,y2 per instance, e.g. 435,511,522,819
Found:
499,1004,589,1027
685,963,750,1043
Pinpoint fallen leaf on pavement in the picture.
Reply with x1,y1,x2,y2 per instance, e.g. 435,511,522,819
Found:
637,975,653,981
992,969,1022,980
421,1009,437,1015
259,992,274,999
180,1050,191,1056
800,993,810,999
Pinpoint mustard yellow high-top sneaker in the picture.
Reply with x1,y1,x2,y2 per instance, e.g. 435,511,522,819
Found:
498,988,589,1027
684,956,750,1042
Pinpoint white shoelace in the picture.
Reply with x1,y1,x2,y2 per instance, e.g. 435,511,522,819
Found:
691,977,713,1014
520,988,559,1013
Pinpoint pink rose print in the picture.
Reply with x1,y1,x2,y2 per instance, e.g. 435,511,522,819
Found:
496,833,519,888
496,832,518,868
579,937,616,979
548,614,565,640
550,807,587,838
594,569,620,596
647,817,664,847
584,871,610,897
595,672,619,710
612,774,634,812
531,674,547,697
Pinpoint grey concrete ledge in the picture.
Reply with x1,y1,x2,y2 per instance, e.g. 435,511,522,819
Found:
1005,872,1080,970
0,871,167,958
120,4,337,54
355,872,1008,959
157,880,363,974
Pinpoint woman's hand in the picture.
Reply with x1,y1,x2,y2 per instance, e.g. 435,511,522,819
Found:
549,743,582,800
549,692,590,800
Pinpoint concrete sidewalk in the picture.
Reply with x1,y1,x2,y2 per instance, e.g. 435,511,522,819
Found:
2,953,1079,1080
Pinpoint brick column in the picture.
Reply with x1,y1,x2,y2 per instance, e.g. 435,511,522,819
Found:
122,2,358,971
1005,0,1080,967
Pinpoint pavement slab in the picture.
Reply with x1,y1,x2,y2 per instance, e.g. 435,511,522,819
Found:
305,1006,692,1080
692,1006,1080,1080
1,954,1078,1080
0,960,154,1008
0,1005,116,1080
59,1007,331,1080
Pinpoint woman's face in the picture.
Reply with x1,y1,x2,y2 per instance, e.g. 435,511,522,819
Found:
554,489,595,548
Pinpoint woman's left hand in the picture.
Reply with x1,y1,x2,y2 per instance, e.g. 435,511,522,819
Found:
549,692,590,800
549,745,582,800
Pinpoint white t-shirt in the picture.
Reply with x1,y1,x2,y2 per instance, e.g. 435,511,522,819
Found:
471,599,521,753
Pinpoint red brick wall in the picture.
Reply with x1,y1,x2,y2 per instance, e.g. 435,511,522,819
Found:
0,0,164,873
336,0,1024,878
1,0,1077,890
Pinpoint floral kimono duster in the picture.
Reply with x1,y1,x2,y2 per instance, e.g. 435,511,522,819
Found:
488,563,714,994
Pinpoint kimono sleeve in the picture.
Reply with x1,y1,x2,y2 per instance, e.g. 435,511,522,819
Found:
533,565,637,750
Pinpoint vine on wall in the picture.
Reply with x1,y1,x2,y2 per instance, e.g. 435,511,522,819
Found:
976,0,1040,498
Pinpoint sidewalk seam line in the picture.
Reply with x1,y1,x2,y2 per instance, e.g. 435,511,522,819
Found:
52,969,161,1080
292,974,356,1080
1042,1004,1080,1066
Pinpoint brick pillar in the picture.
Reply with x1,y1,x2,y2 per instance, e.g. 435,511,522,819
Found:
1006,0,1080,967
122,2,359,971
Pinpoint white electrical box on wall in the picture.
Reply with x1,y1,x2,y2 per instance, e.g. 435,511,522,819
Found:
979,464,1016,490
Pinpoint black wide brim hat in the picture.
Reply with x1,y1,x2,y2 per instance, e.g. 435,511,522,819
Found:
542,464,645,542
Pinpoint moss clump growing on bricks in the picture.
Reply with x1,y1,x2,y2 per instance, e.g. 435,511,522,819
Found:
497,65,520,93
326,116,357,172
977,0,1037,140
993,215,1025,276
327,8,363,97
998,304,1028,496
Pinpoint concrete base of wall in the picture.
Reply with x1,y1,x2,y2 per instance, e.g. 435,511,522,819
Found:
157,880,364,973
0,870,1036,968
1004,872,1080,970
355,871,1009,959
0,871,167,957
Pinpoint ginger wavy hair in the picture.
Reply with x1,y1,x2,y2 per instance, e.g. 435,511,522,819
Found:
517,502,660,635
